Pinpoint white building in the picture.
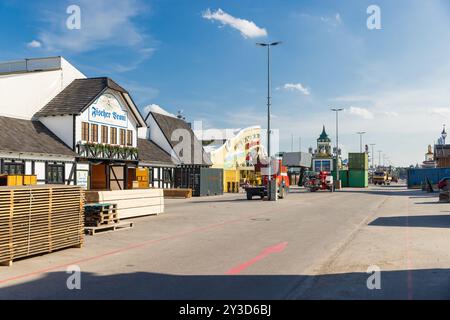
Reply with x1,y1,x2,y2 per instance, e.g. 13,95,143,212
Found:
0,57,182,189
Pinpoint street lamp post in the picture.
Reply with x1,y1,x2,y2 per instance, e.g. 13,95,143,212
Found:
332,108,343,188
357,132,366,153
378,150,382,168
257,41,282,200
370,144,376,169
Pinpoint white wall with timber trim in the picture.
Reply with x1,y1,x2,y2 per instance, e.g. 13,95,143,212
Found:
0,152,76,185
0,57,86,120
39,115,74,149
75,89,139,148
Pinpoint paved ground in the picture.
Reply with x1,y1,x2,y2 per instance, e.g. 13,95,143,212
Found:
1,184,449,300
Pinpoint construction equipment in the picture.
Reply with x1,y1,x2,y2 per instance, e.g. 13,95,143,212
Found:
245,159,290,200
373,169,392,185
305,171,334,192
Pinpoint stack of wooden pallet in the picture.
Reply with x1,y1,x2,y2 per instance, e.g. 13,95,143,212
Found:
85,189,164,219
84,203,119,227
0,185,84,266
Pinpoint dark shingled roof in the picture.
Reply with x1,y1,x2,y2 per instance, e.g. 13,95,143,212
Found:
0,116,76,157
35,77,128,117
149,112,212,166
138,139,175,166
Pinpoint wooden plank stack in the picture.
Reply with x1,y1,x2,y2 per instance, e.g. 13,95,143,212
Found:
0,185,84,266
84,203,119,227
163,188,193,199
85,189,164,219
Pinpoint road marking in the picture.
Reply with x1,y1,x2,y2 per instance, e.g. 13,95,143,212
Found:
225,242,288,275
0,215,259,286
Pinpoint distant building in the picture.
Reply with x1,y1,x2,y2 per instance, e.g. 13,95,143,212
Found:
312,126,334,172
422,145,436,168
434,125,450,168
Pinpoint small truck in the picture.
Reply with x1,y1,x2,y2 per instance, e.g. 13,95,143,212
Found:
373,170,392,185
245,160,290,200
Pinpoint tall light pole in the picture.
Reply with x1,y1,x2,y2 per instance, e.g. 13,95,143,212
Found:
257,41,282,185
378,150,382,168
370,144,376,169
291,134,294,152
356,132,366,153
332,108,344,187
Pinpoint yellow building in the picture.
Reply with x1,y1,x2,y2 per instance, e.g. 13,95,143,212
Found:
200,126,262,192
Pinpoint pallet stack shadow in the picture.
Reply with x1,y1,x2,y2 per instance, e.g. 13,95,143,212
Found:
0,185,84,266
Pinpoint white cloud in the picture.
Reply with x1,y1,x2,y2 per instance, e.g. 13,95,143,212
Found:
34,0,153,71
143,104,177,118
320,13,343,27
381,111,399,117
430,108,450,118
279,83,310,95
26,40,42,48
202,8,267,38
347,106,374,119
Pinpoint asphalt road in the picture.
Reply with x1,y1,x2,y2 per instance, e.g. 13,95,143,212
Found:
1,184,449,300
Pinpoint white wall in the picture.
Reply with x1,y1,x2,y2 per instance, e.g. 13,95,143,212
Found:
138,127,149,139
39,115,74,149
0,57,85,120
34,162,46,183
147,114,179,164
76,89,139,147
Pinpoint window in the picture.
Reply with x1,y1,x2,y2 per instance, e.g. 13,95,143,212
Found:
119,129,126,146
127,130,133,146
101,126,108,144
46,164,65,184
2,162,24,175
81,122,90,141
91,124,98,142
110,127,117,145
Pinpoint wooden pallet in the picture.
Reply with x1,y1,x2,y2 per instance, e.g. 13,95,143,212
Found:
84,203,119,227
85,221,134,236
0,185,84,266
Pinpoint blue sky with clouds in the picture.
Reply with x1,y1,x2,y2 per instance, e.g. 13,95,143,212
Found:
1,0,450,166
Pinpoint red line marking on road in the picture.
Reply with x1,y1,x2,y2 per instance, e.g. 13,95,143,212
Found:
225,242,288,275
0,214,263,286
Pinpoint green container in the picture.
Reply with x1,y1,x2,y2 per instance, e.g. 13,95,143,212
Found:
332,170,349,187
348,170,368,188
348,153,368,170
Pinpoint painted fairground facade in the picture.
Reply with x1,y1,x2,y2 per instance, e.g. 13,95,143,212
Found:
200,126,262,192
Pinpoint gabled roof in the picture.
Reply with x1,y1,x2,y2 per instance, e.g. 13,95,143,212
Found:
34,77,146,126
148,112,212,166
0,116,76,157
138,139,175,167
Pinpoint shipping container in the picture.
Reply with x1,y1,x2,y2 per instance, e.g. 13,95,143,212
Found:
332,170,349,187
200,168,223,196
175,166,223,196
348,153,369,170
348,170,368,188
407,168,450,189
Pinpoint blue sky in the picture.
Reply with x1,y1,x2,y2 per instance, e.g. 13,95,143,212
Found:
1,0,450,166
